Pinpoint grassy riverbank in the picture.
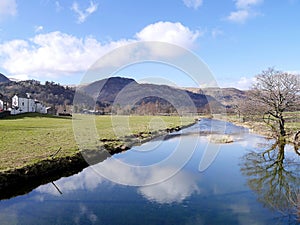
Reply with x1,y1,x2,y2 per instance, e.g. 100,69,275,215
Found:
0,113,195,171
214,113,300,141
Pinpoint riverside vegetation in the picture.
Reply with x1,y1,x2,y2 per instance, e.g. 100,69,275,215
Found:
215,111,300,142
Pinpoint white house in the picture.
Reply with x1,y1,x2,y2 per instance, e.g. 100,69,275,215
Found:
0,100,3,111
0,94,9,111
35,100,47,114
10,94,47,115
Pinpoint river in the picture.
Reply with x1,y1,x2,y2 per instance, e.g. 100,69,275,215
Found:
0,119,299,224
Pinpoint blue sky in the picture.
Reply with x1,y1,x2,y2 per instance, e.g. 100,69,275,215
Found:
0,0,299,89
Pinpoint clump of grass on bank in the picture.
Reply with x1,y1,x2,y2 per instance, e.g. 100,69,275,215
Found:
0,113,195,171
207,134,234,144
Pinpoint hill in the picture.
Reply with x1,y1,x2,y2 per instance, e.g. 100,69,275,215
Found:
0,76,247,114
0,80,94,110
0,73,10,83
78,77,225,114
80,77,137,100
184,87,247,108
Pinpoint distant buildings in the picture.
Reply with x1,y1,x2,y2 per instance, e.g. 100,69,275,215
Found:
10,93,49,115
0,93,9,111
0,93,50,115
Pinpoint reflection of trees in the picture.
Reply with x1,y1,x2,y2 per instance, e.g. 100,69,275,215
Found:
291,144,300,221
241,141,300,223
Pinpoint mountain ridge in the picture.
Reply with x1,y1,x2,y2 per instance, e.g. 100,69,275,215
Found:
0,73,10,83
0,75,247,113
78,77,232,114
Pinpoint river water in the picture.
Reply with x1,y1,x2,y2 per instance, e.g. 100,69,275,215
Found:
0,119,299,224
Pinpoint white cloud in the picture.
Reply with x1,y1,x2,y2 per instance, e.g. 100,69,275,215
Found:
183,0,203,9
221,76,255,90
0,0,17,21
8,74,29,81
0,22,200,80
135,21,201,49
0,31,125,79
55,1,63,12
227,0,263,23
71,1,98,24
235,76,256,89
34,25,44,33
86,2,98,14
227,10,250,24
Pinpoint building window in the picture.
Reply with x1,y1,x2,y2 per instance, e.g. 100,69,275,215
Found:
22,102,24,106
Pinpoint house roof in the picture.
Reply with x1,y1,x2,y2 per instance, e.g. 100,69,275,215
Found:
13,93,34,99
0,93,10,101
13,93,27,98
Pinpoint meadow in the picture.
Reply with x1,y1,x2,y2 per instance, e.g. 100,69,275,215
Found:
0,113,195,171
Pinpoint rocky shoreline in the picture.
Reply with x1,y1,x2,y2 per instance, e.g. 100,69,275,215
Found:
0,121,197,200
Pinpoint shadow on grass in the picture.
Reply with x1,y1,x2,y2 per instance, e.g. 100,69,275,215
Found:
1,112,72,120
0,149,111,200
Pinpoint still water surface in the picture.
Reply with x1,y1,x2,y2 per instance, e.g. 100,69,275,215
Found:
0,119,299,224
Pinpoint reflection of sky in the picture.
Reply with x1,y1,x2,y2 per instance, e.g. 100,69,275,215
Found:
35,123,267,204
36,162,200,204
37,167,104,196
138,169,200,204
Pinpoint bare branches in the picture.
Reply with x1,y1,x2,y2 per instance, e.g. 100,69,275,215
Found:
286,187,300,222
251,68,300,112
248,68,300,138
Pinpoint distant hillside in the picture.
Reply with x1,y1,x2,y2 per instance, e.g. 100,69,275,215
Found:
78,77,225,114
0,73,10,83
0,80,93,108
184,87,247,108
0,76,246,114
80,77,137,100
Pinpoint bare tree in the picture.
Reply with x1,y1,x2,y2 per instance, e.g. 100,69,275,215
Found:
249,68,300,139
234,96,265,121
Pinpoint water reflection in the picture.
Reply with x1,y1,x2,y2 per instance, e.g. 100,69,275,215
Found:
37,168,105,196
137,170,200,204
241,141,300,223
35,120,253,206
75,204,98,225
37,162,200,204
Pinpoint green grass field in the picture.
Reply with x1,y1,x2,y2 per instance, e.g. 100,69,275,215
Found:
284,112,300,133
0,113,195,171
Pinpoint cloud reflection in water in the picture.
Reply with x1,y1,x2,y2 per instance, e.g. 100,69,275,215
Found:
37,160,200,204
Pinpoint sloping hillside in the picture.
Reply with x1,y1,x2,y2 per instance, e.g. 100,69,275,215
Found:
0,76,245,114
79,77,137,100
78,77,225,114
0,80,94,108
0,73,10,83
184,87,247,108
